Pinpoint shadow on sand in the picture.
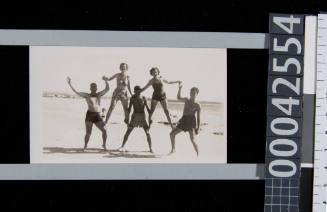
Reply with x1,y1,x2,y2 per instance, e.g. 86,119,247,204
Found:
43,147,108,154
43,147,161,158
105,150,159,159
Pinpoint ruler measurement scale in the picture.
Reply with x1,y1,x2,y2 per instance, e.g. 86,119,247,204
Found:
313,13,327,212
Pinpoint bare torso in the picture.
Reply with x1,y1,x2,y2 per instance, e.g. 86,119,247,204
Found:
85,94,101,112
182,99,200,116
115,73,129,92
131,95,146,113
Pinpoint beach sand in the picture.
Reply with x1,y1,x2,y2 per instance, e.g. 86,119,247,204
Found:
39,97,226,163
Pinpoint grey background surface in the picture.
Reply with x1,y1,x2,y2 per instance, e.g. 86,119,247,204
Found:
0,30,286,180
0,164,264,180
0,30,268,48
301,94,315,164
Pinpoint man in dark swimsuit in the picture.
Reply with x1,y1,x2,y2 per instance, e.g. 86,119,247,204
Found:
169,83,201,156
67,76,109,150
120,86,153,153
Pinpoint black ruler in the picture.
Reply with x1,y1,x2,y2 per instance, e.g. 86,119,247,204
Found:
265,13,304,212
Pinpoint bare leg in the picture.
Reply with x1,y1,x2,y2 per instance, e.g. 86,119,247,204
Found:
84,121,93,149
120,97,129,125
160,99,174,129
148,100,158,128
188,130,199,156
95,121,107,150
121,126,134,148
169,127,182,154
143,126,153,153
105,97,118,124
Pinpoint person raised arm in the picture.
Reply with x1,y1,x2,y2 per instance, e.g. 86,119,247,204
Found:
97,76,110,97
163,79,181,85
103,73,118,81
177,82,187,101
127,97,133,114
127,76,133,96
143,96,150,114
195,104,201,135
66,77,89,98
140,79,153,93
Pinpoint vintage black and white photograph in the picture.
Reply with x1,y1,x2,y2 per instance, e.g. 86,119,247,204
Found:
30,46,227,163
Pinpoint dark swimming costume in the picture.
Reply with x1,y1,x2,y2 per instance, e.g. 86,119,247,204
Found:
129,112,148,128
152,80,166,101
177,115,196,131
128,96,149,128
85,111,103,123
131,95,146,113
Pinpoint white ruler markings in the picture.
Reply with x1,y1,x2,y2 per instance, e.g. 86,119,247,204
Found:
313,13,327,212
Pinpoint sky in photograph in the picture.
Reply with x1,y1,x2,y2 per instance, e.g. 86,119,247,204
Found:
31,46,226,102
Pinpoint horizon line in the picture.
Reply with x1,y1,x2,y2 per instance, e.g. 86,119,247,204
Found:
42,91,223,104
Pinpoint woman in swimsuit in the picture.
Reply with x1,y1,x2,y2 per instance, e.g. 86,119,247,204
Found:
140,67,180,129
103,63,132,125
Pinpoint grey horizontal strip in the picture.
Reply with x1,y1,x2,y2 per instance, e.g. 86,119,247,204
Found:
302,94,315,164
0,30,268,49
0,164,264,180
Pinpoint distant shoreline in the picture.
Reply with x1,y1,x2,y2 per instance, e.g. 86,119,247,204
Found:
42,91,223,105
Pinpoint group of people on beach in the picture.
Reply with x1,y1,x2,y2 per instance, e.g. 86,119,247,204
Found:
66,63,201,156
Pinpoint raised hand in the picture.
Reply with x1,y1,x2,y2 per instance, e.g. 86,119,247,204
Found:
66,77,71,84
178,81,183,88
102,76,109,81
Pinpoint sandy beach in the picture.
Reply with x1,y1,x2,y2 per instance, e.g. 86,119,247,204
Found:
39,97,226,163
